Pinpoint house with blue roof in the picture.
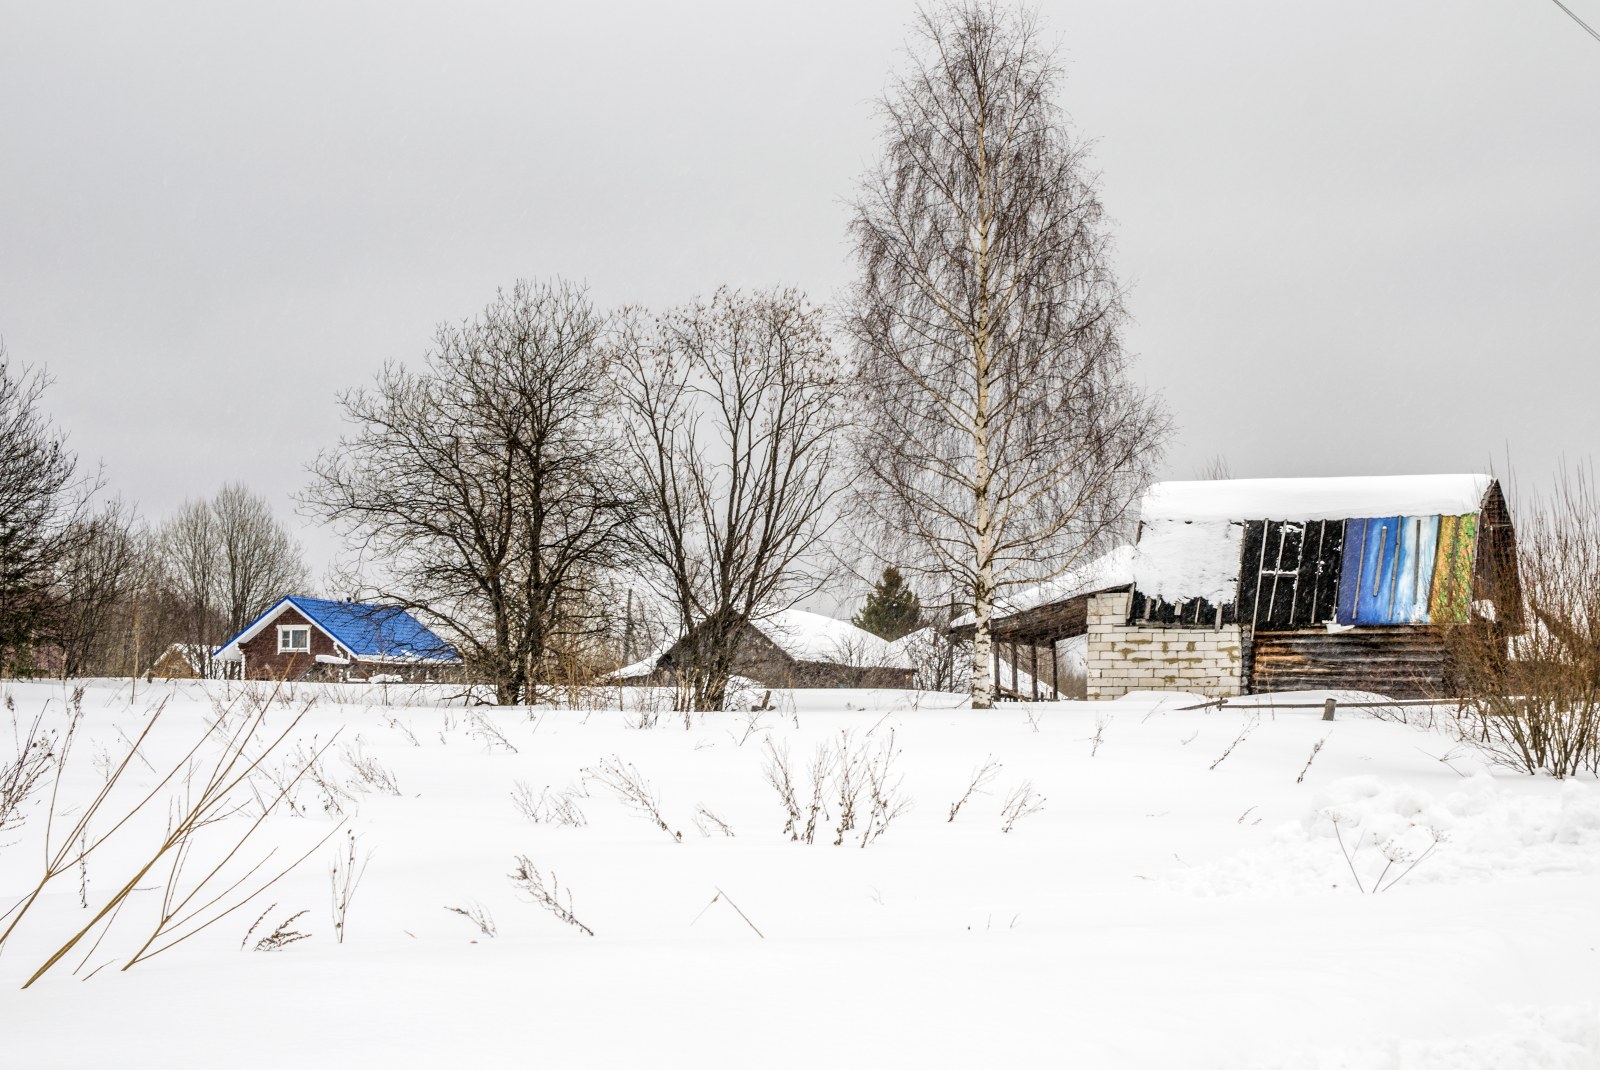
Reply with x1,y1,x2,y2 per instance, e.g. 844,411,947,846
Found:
213,595,461,682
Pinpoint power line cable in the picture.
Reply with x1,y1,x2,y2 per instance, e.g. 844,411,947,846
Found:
1546,0,1600,44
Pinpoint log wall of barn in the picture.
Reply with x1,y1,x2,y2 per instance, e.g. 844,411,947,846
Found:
1086,592,1243,700
1247,628,1452,698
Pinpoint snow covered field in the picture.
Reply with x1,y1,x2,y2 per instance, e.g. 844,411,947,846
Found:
2,679,1598,1069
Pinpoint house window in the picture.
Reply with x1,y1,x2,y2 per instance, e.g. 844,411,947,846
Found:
278,626,311,653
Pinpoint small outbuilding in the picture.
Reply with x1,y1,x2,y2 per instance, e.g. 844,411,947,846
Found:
948,546,1135,700
1088,474,1521,699
615,608,916,690
213,596,461,683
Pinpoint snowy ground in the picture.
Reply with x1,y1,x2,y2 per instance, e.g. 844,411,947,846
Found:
2,678,1597,1069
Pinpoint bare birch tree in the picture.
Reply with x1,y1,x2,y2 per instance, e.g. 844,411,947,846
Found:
847,1,1168,708
614,288,845,711
304,279,636,704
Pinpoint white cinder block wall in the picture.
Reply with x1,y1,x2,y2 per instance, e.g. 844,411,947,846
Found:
1085,591,1243,699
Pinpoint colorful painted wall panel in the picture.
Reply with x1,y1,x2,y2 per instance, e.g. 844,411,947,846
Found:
1393,515,1439,623
1336,516,1442,625
1428,513,1478,623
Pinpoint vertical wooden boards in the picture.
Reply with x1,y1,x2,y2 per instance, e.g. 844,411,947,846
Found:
1238,519,1344,630
1429,513,1477,623
1298,518,1343,626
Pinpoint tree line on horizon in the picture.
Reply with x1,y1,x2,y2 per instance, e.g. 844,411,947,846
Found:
0,2,1168,708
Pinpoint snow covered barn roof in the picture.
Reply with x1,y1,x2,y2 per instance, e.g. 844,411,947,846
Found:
1127,474,1517,635
1139,474,1494,524
214,596,460,664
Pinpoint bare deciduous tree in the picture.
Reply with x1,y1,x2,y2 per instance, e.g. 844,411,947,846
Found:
52,497,141,678
615,288,846,711
847,2,1168,707
213,483,308,637
304,279,636,704
154,484,307,673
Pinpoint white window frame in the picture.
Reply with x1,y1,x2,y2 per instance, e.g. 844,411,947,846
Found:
278,625,311,653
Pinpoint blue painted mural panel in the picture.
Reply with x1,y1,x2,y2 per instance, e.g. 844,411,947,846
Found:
1335,516,1441,624
1335,518,1365,624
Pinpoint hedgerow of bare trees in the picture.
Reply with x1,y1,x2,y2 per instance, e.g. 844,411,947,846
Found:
847,2,1167,707
614,288,847,711
0,346,94,674
304,280,637,704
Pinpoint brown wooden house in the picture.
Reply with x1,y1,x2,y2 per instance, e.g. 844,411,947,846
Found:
213,596,461,682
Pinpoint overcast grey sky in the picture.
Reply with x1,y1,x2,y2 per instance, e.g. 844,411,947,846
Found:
2,1,1597,584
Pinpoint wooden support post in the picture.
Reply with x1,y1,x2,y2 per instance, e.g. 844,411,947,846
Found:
1050,644,1060,700
991,643,1000,704
1010,641,1018,700
1322,698,1337,722
1029,643,1039,702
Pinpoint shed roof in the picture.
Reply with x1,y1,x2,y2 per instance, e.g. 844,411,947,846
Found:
214,596,460,664
759,608,912,668
609,608,914,679
950,546,1134,631
1140,474,1493,523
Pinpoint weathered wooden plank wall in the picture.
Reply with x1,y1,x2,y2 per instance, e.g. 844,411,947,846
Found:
1249,627,1453,698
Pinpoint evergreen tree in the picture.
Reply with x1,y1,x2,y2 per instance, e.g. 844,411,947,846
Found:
853,566,922,641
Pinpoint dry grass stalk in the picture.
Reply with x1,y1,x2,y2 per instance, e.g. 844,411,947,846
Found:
509,856,594,936
1209,713,1260,771
947,755,1002,822
18,685,341,986
1000,780,1046,833
341,740,401,796
582,756,682,842
510,780,588,827
444,902,497,938
466,712,520,754
694,804,735,837
329,830,371,945
241,905,312,952
0,706,57,842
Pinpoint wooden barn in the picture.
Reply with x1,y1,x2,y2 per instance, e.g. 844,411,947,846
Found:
1086,474,1521,699
212,595,461,683
614,608,916,690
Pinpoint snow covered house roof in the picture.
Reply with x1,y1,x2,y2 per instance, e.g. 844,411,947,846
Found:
1139,474,1494,524
213,596,460,664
